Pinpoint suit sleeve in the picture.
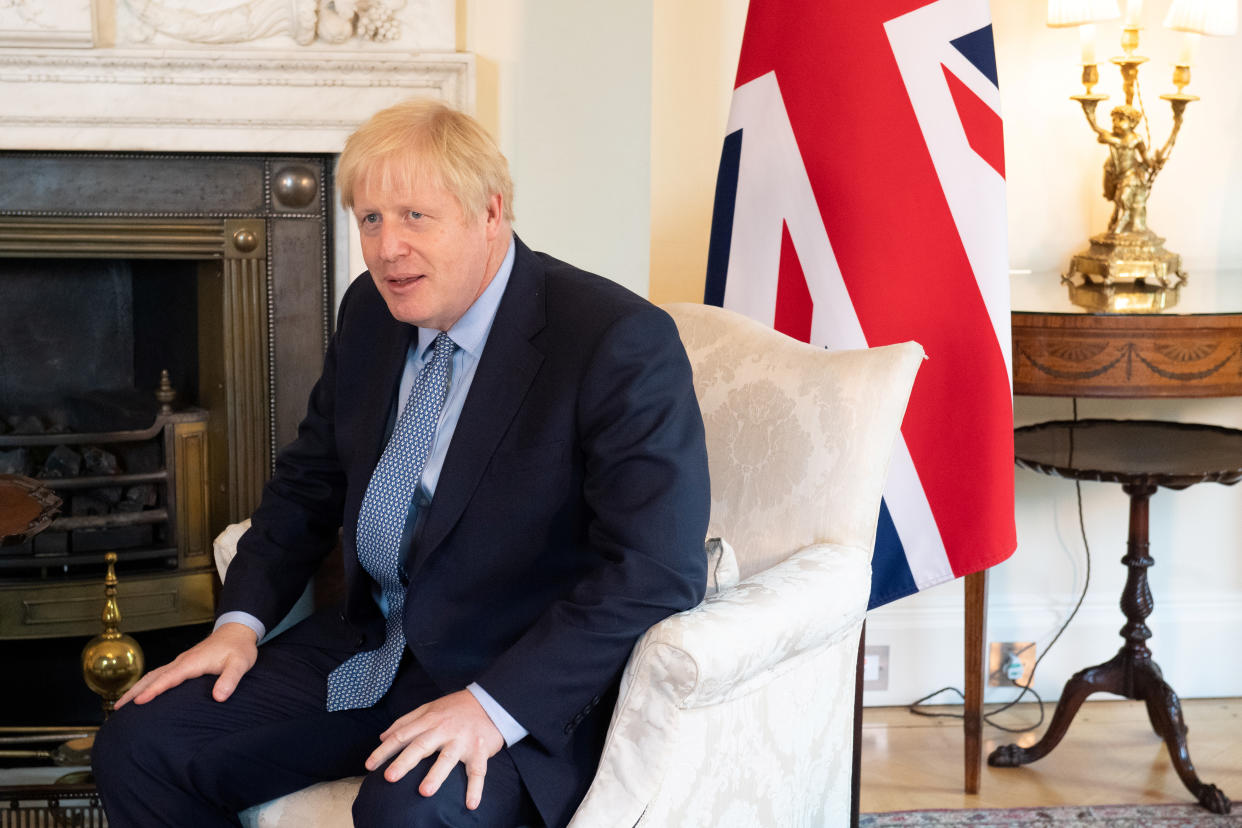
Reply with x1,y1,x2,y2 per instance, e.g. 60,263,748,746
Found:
215,288,352,632
474,306,710,750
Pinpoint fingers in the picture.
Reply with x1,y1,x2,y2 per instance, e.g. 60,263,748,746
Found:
122,662,190,707
368,690,503,811
366,706,427,774
114,669,160,709
116,626,259,707
417,749,461,797
212,655,248,702
372,732,434,782
464,756,487,811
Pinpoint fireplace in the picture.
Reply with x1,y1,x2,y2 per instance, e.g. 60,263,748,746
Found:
0,151,332,640
0,2,471,727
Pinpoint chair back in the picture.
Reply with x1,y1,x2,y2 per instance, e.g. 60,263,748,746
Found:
664,303,924,580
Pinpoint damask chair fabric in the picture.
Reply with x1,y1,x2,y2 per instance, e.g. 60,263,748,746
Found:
567,304,922,827
213,302,923,828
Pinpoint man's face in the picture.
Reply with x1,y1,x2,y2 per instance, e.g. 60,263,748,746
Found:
352,165,505,331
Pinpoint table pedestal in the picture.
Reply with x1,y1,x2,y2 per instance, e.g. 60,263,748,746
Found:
988,481,1231,814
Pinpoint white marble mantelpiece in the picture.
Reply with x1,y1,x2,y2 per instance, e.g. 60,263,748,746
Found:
1,47,474,152
0,0,471,153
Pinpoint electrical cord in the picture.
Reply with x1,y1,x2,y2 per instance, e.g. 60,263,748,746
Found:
907,399,1093,734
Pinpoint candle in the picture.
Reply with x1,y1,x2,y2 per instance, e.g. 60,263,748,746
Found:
1124,0,1143,26
1080,23,1097,64
1178,31,1200,66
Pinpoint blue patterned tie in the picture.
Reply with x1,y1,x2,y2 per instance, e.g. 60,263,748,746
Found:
326,332,456,712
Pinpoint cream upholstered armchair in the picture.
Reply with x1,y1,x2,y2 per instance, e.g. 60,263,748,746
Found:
213,302,923,828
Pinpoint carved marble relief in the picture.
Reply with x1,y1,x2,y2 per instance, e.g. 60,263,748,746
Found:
0,0,467,153
117,0,452,49
0,0,93,47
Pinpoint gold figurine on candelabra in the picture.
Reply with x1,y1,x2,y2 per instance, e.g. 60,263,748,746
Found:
1050,0,1235,312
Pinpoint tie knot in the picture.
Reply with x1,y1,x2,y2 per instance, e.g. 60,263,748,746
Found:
431,331,456,361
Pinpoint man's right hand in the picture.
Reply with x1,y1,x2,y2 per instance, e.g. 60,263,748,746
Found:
114,622,259,708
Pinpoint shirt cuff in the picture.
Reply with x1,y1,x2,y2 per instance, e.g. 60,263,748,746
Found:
215,611,266,642
466,682,528,747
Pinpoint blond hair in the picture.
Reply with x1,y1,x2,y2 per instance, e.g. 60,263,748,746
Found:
337,99,514,222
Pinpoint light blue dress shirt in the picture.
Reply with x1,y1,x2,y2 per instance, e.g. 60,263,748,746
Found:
218,238,527,745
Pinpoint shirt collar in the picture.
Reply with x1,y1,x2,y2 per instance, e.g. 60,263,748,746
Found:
416,235,516,360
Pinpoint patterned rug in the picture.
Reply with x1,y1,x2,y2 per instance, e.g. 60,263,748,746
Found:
860,803,1241,826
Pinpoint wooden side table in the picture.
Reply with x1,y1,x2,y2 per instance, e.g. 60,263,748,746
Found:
962,272,1242,799
989,419,1242,813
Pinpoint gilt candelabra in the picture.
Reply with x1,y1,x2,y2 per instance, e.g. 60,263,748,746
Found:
1050,0,1236,312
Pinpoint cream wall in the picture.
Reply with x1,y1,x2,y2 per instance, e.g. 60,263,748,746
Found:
649,0,749,304
464,0,653,296
645,1,1242,706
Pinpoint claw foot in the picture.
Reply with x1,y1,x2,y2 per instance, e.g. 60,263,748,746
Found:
1196,784,1231,814
987,743,1026,767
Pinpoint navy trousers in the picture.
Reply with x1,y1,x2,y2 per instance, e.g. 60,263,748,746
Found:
93,614,539,827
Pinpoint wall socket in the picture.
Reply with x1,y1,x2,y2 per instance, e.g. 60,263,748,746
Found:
863,645,889,691
988,641,1036,687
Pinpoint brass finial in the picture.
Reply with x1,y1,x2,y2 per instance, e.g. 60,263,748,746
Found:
81,553,145,715
156,369,177,414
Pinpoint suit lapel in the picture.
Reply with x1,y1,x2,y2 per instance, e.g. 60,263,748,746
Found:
357,308,415,472
343,287,414,575
411,239,546,576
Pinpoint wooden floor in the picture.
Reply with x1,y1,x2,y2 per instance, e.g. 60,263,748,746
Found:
860,697,1242,813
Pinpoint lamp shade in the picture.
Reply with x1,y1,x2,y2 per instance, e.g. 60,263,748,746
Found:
1163,0,1238,35
1048,0,1122,26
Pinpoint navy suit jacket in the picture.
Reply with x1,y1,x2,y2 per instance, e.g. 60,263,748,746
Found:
219,237,711,826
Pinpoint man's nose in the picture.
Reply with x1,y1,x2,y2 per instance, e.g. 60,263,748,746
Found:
378,224,407,261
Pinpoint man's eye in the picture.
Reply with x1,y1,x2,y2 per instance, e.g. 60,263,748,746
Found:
361,213,379,224
408,211,424,220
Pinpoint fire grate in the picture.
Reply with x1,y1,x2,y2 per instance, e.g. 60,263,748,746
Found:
0,786,106,828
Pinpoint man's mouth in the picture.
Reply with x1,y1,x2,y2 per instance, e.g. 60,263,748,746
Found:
387,275,423,289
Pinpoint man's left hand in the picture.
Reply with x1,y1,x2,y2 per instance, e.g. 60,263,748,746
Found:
366,689,505,811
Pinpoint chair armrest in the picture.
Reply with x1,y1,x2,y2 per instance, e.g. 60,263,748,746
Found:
568,542,870,828
630,540,870,709
212,519,251,581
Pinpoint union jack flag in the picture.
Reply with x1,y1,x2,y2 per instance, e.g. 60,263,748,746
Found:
705,0,1016,607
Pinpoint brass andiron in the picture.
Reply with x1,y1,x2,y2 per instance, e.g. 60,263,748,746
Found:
1063,25,1192,312
81,552,145,716
42,554,147,783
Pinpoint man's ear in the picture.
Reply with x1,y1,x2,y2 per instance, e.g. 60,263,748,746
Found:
484,193,505,238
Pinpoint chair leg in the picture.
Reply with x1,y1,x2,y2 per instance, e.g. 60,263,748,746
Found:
964,570,988,795
851,621,865,828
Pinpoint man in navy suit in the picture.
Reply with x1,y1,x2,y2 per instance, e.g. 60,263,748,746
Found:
94,99,710,827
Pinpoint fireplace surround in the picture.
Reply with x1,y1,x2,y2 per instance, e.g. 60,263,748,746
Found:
0,150,333,638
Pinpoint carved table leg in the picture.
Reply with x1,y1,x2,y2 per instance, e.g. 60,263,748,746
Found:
988,653,1124,767
1134,661,1232,814
989,482,1231,813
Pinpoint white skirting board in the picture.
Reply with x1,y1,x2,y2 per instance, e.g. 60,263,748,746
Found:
862,582,1242,708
